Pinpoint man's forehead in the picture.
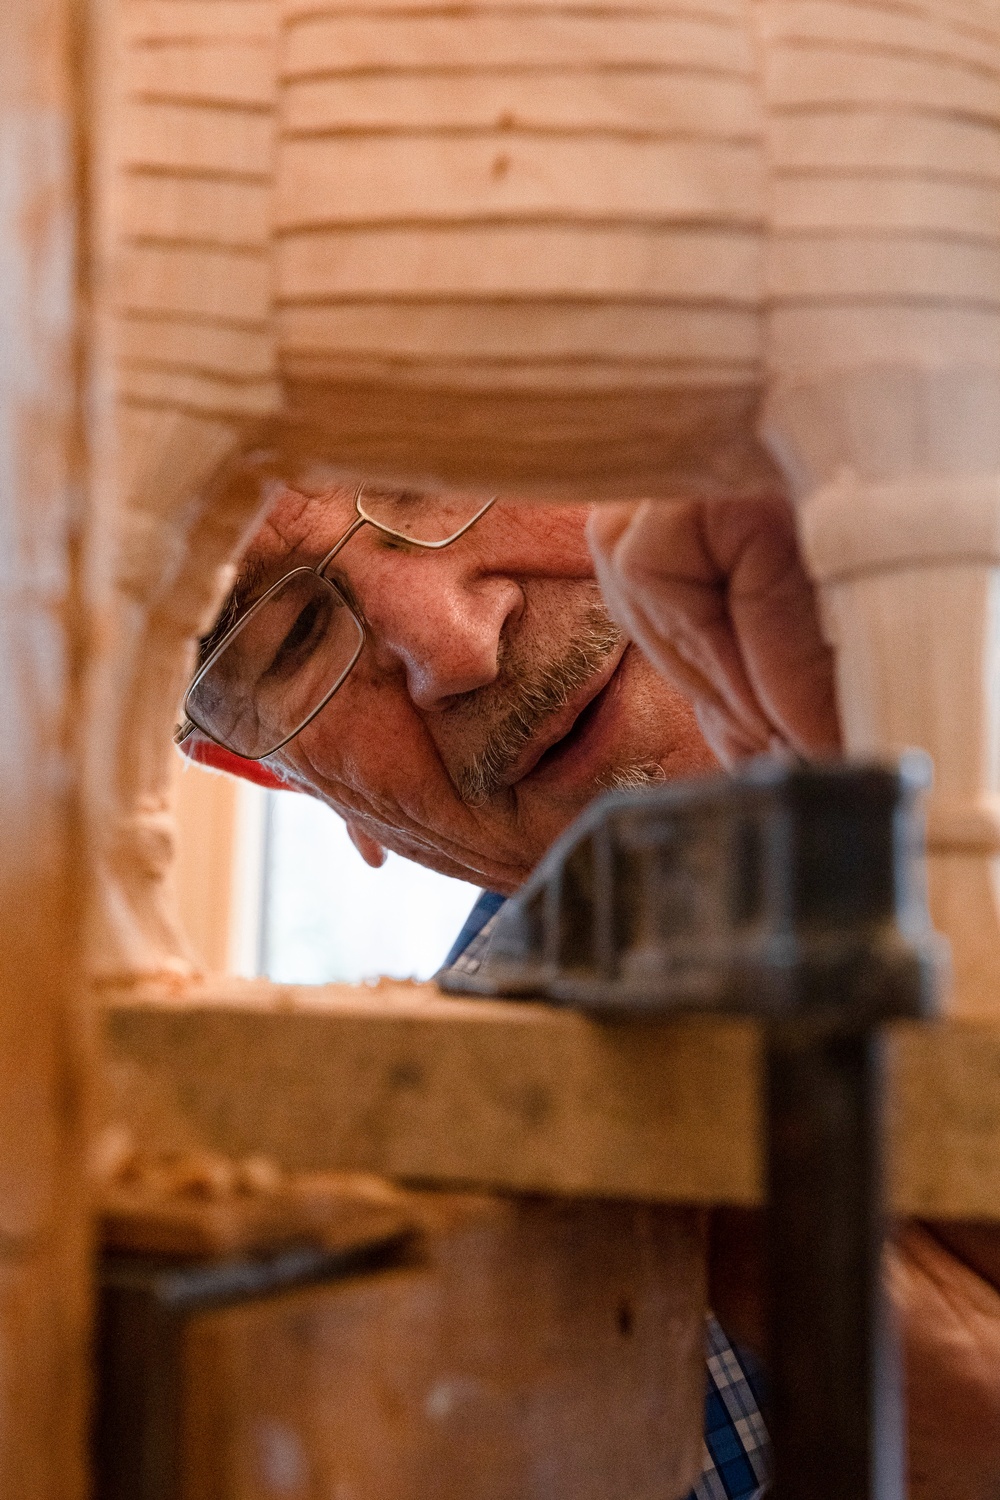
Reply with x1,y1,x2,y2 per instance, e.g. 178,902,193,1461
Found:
237,485,356,596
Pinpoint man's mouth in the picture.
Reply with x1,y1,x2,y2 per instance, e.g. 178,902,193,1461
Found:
506,645,628,790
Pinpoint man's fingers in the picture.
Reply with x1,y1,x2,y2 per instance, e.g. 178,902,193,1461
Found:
586,500,645,558
588,495,842,763
589,500,781,761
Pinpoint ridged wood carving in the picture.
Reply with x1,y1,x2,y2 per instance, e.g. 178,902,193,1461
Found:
98,0,1000,1016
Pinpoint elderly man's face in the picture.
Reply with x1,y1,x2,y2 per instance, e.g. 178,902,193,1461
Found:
208,483,716,892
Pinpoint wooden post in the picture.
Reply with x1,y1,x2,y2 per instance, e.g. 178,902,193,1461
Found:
0,0,94,1493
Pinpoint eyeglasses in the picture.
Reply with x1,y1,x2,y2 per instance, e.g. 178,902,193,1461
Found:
175,484,496,762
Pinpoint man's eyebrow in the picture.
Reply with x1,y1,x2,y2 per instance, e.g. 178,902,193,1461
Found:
196,554,269,670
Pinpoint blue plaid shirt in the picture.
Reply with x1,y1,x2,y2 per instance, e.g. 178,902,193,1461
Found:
441,891,772,1500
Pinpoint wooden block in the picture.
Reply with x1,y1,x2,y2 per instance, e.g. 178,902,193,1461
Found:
103,983,765,1206
277,225,763,302
277,302,762,368
122,244,272,325
769,109,1000,179
177,1194,706,1500
766,45,1000,119
281,71,761,136
276,136,765,227
122,100,274,178
125,1,278,45
281,12,754,77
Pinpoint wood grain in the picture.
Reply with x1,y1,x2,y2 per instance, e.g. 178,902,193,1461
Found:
179,1193,706,1500
0,0,94,1493
104,979,1000,1220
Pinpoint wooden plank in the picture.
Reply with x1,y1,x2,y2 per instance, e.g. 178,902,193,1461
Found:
119,316,276,382
118,365,281,418
281,13,753,77
104,982,1000,1221
276,136,765,226
282,71,761,136
769,305,1000,373
280,351,757,393
768,235,1000,305
124,1,278,45
769,109,1000,179
104,983,765,1206
758,0,1000,70
122,100,274,177
766,46,1000,119
277,225,763,300
277,302,763,365
121,244,272,324
123,173,272,247
0,0,93,1494
774,174,1000,240
126,39,276,108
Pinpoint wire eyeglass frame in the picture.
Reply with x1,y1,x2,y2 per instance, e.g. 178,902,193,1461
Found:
175,484,497,760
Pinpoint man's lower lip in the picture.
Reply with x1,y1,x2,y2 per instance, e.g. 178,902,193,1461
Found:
521,659,623,788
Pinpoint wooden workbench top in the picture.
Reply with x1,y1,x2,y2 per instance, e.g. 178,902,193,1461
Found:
103,977,1000,1222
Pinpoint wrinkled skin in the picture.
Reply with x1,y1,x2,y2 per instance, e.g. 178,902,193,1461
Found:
589,495,1000,1500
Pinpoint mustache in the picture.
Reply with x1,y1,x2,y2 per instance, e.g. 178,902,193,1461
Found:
455,603,624,806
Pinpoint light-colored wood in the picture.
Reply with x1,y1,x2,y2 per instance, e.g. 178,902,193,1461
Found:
179,1193,706,1500
0,0,97,1493
9,2,1000,1492
758,0,1000,1016
101,1165,416,1257
90,0,1000,1025
103,979,1000,1222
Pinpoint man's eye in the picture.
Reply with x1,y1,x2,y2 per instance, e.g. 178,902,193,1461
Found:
266,596,328,677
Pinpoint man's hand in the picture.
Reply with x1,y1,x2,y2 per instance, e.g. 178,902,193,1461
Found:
587,496,841,766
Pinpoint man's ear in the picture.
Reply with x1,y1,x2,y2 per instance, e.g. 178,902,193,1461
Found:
180,736,290,792
345,819,388,868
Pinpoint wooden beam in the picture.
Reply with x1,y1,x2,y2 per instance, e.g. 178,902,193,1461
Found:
104,979,1000,1221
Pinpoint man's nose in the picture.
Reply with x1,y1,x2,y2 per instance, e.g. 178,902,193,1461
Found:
360,555,524,710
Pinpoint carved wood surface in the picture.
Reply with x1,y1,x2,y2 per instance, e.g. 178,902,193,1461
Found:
90,0,1000,1023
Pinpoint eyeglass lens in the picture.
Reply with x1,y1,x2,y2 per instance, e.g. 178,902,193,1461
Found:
186,571,364,760
186,490,495,760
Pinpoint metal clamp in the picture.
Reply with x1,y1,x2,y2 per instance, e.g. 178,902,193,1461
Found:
442,756,944,1500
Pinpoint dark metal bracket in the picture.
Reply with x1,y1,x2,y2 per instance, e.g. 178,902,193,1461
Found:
441,756,944,1500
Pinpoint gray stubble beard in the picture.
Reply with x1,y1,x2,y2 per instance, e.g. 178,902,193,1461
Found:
456,604,625,807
